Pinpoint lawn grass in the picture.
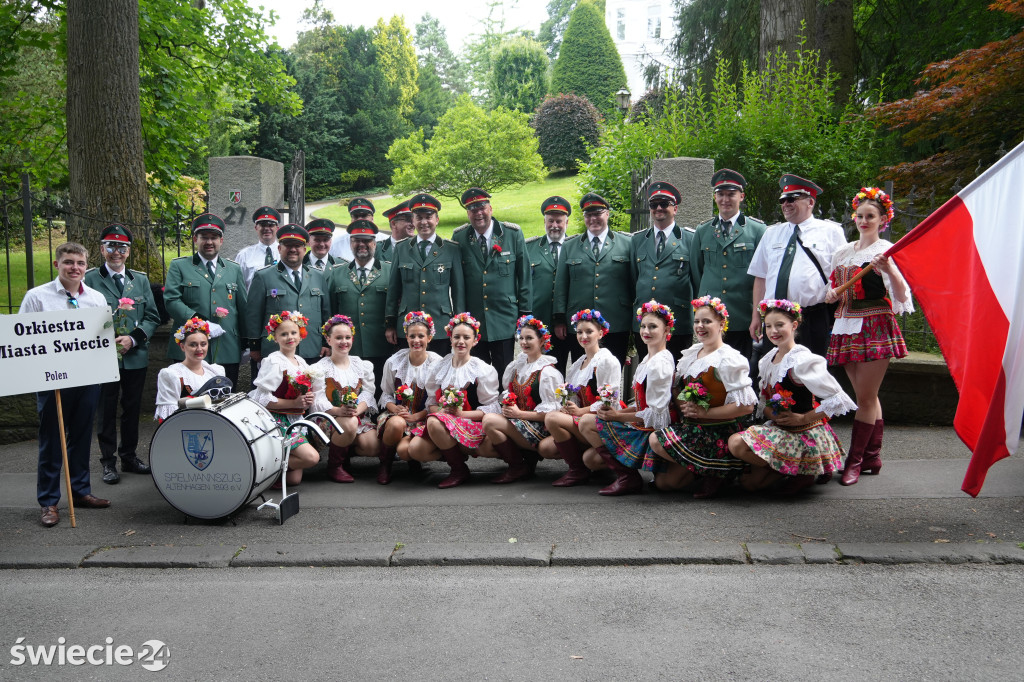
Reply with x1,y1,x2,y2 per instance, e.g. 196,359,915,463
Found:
312,173,586,239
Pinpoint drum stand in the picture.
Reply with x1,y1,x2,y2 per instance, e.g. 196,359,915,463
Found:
258,412,343,525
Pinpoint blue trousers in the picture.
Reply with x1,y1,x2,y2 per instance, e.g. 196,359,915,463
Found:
36,384,100,506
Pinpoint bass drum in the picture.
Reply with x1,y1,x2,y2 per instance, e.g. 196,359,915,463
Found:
150,395,283,520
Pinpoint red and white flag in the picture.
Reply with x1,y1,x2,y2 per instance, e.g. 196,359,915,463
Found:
888,139,1024,496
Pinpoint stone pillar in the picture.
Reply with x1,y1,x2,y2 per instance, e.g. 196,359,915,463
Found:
652,157,715,229
208,156,285,260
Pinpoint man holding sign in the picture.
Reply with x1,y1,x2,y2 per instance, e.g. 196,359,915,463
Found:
19,242,112,527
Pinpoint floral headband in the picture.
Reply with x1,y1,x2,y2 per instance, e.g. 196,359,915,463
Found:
174,316,210,344
322,313,355,337
570,308,610,336
265,310,309,341
692,295,730,333
636,299,675,340
758,298,803,322
445,312,481,340
403,310,435,337
852,187,895,229
515,314,553,353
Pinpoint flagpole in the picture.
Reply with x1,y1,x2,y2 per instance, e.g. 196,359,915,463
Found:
54,389,77,528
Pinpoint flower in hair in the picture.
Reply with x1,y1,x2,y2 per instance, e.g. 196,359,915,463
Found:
444,312,481,340
515,315,553,352
403,310,435,337
636,299,675,339
174,316,210,344
691,295,730,333
851,187,895,229
570,308,610,336
265,310,310,341
758,299,803,322
322,313,355,337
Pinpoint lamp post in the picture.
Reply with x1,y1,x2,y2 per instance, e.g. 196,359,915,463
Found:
615,88,631,116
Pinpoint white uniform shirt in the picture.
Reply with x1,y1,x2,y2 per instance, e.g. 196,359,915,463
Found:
329,228,390,262
236,241,278,290
747,217,846,306
20,277,108,312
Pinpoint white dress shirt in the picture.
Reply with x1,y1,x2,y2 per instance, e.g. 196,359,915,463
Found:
20,277,107,313
747,217,846,306
236,240,278,290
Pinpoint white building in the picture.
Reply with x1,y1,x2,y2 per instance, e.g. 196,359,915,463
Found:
605,0,679,102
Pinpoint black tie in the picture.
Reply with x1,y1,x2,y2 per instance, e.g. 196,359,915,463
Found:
722,219,731,237
550,241,559,266
206,262,215,279
421,240,431,259
292,270,301,289
113,272,125,295
477,232,488,258
775,225,801,299
656,231,665,258
359,267,367,285
264,246,274,266
591,236,600,259
316,259,324,270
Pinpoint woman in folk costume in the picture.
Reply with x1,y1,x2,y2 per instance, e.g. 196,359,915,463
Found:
728,300,857,495
478,315,564,484
824,187,913,485
376,311,442,484
649,297,758,499
539,309,622,487
154,317,226,422
578,300,677,496
310,314,379,483
408,313,501,488
248,311,320,487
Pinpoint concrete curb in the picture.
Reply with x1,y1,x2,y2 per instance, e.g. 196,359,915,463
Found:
5,542,1024,569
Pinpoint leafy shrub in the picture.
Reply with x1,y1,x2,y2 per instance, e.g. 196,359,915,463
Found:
489,38,550,113
532,93,602,172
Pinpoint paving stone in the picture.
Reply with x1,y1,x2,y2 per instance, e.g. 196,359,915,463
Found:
82,545,237,568
391,543,551,567
801,543,840,564
232,543,393,567
837,542,1024,565
0,545,95,569
551,541,747,566
746,543,805,564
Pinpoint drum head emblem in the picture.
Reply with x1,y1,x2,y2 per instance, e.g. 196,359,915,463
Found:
182,430,215,470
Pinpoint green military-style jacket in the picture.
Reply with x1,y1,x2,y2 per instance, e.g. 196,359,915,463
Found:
451,219,531,341
164,254,248,363
246,262,331,358
629,224,696,332
385,236,465,339
525,235,561,326
689,213,767,332
553,229,633,334
84,266,162,371
328,258,392,358
375,235,406,264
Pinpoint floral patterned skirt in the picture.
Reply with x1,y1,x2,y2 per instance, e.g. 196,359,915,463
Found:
827,313,907,365
430,412,485,450
596,419,664,473
270,411,308,451
508,418,549,449
655,418,750,479
739,420,844,476
376,411,427,438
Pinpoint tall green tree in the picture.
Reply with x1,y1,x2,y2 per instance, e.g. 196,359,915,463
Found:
670,0,759,91
373,16,419,119
415,13,468,95
489,37,549,112
462,0,521,100
551,0,626,116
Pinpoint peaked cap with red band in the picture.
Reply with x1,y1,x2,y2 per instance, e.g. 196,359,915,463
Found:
541,195,572,216
100,223,133,244
305,218,335,235
347,197,375,215
779,174,823,199
648,181,681,205
712,169,746,191
276,224,309,243
252,206,281,224
409,193,441,213
460,187,491,208
580,192,610,213
383,201,412,221
347,219,379,237
191,213,225,234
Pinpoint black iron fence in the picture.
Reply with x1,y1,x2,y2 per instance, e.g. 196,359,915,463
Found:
1,176,204,314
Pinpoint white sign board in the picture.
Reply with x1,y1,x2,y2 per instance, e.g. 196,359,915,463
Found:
0,307,120,396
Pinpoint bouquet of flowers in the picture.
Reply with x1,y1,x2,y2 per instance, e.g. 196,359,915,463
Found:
325,376,358,408
289,371,313,396
554,383,579,407
214,306,229,318
597,383,618,409
501,390,518,407
113,297,136,355
396,384,415,407
767,387,796,413
439,386,465,410
678,381,711,410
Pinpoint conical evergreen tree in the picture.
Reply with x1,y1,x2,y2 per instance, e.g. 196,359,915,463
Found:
550,1,627,116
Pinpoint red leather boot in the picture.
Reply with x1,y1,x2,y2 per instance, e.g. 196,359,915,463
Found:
861,419,884,475
596,446,643,496
437,445,470,488
377,445,396,485
327,443,354,483
840,419,875,486
552,438,590,487
492,439,529,484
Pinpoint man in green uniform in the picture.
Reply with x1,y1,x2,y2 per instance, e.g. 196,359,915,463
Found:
85,224,161,484
164,213,248,388
451,187,530,373
385,193,465,356
328,219,393,387
303,218,339,272
553,193,633,360
630,181,696,357
690,168,767,358
378,201,414,264
247,224,331,365
526,195,572,371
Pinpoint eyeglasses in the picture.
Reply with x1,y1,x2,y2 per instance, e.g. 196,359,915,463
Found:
256,221,277,228
467,202,490,212
649,201,673,210
103,244,129,254
779,196,805,205
65,292,79,309
205,386,231,401
351,211,372,219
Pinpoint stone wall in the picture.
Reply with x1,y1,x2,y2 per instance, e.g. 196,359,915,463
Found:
652,157,715,228
208,156,285,260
